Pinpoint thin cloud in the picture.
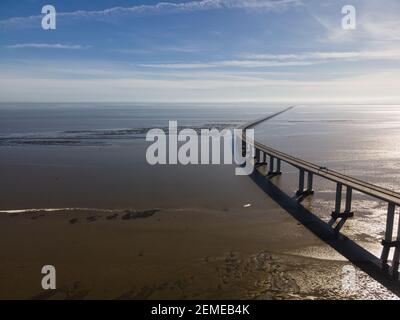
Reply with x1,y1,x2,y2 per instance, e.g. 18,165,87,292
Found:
4,43,90,50
2,69,400,103
112,45,201,54
139,63,215,69
0,0,303,28
218,59,317,67
138,49,400,69
139,59,322,69
244,50,400,62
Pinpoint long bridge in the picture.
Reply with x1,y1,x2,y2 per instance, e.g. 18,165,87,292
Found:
240,106,400,278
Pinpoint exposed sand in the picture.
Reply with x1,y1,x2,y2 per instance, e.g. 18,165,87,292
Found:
0,203,397,299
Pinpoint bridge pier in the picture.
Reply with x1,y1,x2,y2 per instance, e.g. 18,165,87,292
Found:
266,155,281,176
260,149,264,163
344,187,353,213
296,169,313,197
381,202,400,277
333,183,342,214
331,183,354,219
307,172,314,194
255,148,261,164
268,155,274,174
260,151,265,164
297,169,304,195
392,215,400,278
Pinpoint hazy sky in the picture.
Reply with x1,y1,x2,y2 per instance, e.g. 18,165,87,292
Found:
1,0,400,103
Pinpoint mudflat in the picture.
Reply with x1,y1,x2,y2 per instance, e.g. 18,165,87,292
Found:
0,202,396,299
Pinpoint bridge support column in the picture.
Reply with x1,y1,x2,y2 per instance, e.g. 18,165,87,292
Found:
330,184,353,233
332,183,342,217
344,187,353,214
255,151,268,168
307,172,314,193
381,202,397,275
392,214,400,278
296,170,313,197
255,148,260,164
266,156,281,176
260,151,265,165
296,169,305,196
276,159,281,173
331,184,354,219
268,155,274,174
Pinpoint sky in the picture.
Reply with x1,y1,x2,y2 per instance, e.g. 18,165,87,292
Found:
1,0,400,103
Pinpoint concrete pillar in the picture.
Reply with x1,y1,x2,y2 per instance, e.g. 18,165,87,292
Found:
276,159,281,173
297,169,305,195
334,183,342,214
344,187,352,213
307,172,313,192
381,202,395,265
255,148,260,162
268,155,274,174
392,212,400,277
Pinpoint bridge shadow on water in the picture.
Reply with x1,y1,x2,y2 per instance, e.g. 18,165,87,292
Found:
249,169,400,297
